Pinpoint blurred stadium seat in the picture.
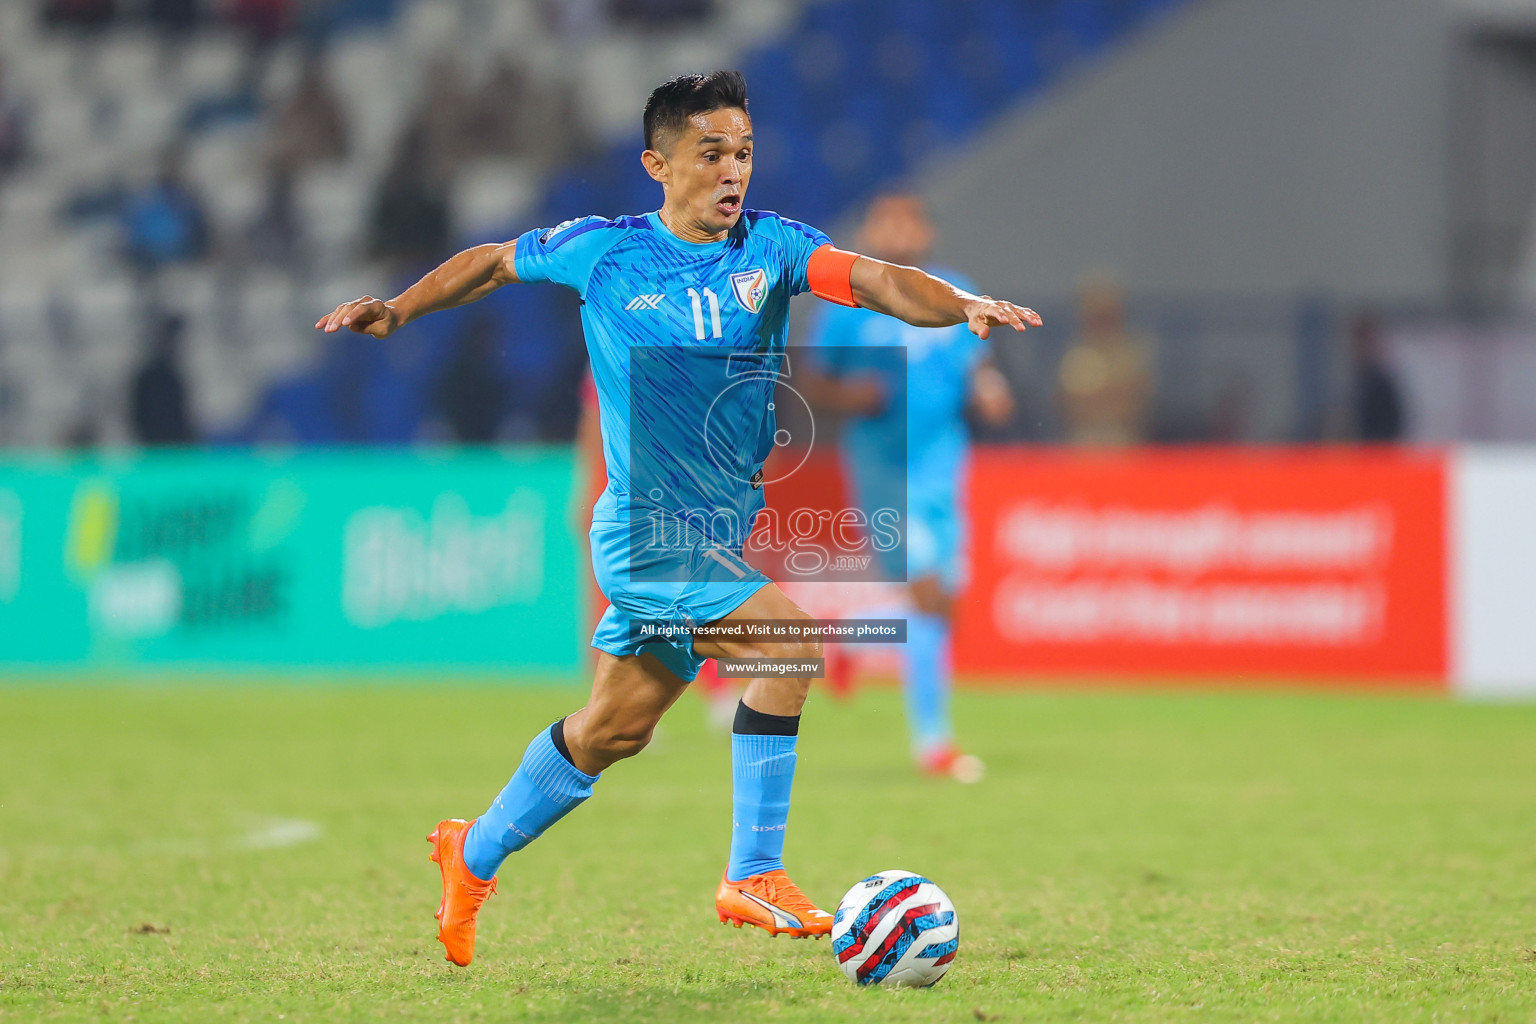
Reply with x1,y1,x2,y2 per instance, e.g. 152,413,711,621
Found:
0,0,1209,447
0,0,1532,448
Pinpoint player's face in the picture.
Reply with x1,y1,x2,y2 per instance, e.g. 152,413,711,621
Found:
652,107,753,239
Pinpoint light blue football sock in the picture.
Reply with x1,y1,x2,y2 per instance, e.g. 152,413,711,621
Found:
461,722,599,881
902,612,954,755
727,728,799,881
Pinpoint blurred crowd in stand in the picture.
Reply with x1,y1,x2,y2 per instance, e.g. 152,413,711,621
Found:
0,0,727,447
40,0,715,38
0,0,1408,450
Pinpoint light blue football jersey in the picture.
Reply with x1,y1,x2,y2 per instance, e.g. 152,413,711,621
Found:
515,210,831,549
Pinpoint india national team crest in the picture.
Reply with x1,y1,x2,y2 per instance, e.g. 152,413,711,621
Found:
729,268,768,314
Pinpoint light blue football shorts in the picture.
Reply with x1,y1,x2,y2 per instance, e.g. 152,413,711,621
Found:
588,513,771,682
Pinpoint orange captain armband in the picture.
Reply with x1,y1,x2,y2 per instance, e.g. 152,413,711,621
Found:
806,244,861,307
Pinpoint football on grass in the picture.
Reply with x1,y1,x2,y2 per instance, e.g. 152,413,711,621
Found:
830,870,959,987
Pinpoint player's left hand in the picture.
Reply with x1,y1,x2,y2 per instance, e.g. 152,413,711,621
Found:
963,297,1041,340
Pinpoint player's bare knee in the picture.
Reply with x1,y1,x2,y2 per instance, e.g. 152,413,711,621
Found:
766,671,814,704
776,637,821,666
801,635,824,663
731,634,819,666
768,609,821,664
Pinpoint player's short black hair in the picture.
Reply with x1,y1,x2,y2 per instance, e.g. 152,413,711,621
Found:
643,70,749,152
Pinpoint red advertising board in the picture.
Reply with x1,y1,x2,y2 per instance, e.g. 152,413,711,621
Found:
954,449,1447,685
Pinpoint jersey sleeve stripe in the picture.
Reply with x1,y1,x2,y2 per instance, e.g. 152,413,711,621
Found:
544,218,614,251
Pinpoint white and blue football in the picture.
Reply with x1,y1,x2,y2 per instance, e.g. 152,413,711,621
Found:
830,870,959,987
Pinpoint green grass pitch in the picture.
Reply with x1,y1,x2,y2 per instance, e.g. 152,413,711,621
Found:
2,681,1535,1023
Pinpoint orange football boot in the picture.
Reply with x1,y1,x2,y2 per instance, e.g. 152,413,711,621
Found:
716,869,833,938
427,818,497,966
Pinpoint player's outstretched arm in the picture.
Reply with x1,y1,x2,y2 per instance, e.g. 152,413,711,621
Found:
314,241,520,337
846,256,1041,340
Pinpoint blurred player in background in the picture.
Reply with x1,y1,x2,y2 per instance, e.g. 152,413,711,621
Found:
803,191,1016,784
317,71,1039,966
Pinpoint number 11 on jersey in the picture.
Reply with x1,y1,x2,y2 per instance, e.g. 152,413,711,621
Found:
687,288,722,340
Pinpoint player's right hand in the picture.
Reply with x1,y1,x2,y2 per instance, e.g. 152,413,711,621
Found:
314,296,403,338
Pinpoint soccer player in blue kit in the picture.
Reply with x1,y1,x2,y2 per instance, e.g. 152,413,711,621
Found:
804,191,1018,784
316,71,1040,966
